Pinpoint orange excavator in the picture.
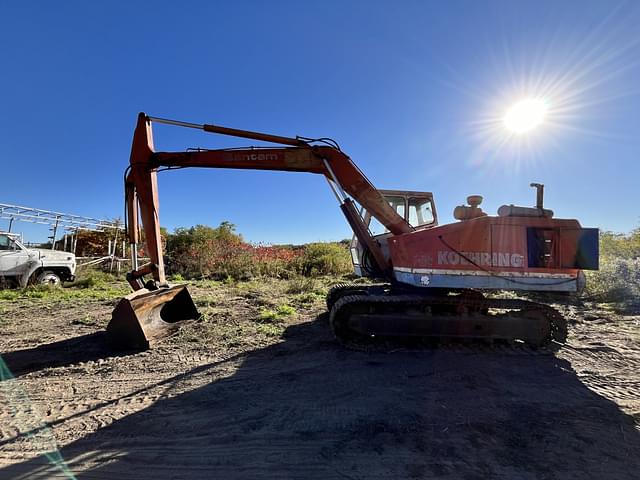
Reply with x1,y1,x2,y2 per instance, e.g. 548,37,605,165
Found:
107,113,599,350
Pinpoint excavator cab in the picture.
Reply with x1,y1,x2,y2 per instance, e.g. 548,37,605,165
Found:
351,190,437,277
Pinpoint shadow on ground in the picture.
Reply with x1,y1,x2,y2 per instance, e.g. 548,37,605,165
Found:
1,332,132,377
2,315,640,479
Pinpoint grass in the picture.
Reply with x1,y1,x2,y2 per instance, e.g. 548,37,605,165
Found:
258,304,297,323
190,274,352,346
167,274,348,348
0,268,348,349
256,323,284,337
0,268,129,303
71,315,101,326
285,277,318,294
190,279,223,290
291,291,325,306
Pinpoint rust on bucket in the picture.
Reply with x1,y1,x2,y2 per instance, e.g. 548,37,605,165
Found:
107,285,200,350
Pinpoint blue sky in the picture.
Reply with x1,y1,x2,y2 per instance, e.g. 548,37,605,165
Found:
1,1,639,244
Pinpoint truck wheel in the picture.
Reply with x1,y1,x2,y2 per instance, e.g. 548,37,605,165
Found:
37,271,61,287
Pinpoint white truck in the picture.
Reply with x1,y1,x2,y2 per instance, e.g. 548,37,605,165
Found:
0,232,76,288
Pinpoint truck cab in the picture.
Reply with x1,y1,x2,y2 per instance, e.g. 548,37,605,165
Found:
0,232,76,287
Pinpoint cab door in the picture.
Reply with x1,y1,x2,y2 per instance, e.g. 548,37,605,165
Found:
0,235,31,276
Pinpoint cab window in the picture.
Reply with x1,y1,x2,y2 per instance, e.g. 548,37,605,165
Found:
368,196,405,236
408,197,434,227
0,235,14,251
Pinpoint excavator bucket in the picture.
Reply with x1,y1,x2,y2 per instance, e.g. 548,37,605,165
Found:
107,285,200,350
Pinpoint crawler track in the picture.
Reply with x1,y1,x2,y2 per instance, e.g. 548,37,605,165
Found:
326,283,388,311
328,284,567,349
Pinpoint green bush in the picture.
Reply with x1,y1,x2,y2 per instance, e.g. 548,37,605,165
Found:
585,257,640,302
163,221,352,280
167,222,242,252
584,227,640,305
294,242,352,277
599,228,640,259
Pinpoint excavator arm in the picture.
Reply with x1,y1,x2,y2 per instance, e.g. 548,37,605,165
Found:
126,113,412,289
112,112,414,349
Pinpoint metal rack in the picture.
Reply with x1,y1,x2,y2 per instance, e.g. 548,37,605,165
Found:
0,203,123,252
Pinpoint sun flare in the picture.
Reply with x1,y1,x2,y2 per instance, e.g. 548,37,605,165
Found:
503,98,548,133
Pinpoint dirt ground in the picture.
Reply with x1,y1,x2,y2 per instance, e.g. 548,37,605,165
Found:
1,278,639,479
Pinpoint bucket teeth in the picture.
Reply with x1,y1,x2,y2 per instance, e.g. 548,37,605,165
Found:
107,285,199,350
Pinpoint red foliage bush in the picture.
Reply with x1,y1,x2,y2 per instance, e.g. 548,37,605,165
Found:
172,239,302,279
165,222,351,280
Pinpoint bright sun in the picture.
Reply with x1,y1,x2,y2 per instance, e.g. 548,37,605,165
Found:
503,98,548,133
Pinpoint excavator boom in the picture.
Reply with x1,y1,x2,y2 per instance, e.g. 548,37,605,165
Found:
110,113,410,348
127,113,411,287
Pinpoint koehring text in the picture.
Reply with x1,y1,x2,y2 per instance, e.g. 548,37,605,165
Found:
437,251,524,268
